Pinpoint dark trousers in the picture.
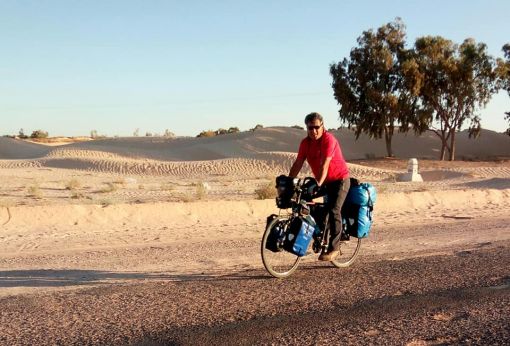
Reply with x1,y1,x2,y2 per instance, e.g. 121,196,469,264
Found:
324,178,350,251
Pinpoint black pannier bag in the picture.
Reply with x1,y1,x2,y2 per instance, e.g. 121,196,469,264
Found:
275,175,295,209
265,214,286,252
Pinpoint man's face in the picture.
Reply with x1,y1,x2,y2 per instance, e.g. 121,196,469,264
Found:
306,119,324,140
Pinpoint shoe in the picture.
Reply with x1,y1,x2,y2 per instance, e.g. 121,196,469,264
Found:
318,250,328,261
318,250,340,261
340,232,350,241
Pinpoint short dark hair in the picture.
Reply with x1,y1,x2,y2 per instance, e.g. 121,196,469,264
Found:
304,112,323,125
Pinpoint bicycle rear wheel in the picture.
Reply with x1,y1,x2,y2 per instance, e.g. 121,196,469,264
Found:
261,216,301,278
331,237,362,268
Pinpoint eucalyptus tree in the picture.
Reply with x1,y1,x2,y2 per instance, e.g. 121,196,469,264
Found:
496,44,510,135
330,19,425,157
413,37,497,160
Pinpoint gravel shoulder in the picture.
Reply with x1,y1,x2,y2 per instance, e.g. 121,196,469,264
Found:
1,225,509,345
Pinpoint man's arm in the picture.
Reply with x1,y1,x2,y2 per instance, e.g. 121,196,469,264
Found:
316,157,332,186
289,157,305,178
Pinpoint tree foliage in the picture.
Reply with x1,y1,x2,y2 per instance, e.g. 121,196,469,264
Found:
250,124,264,131
18,128,28,139
163,129,175,138
30,130,49,139
496,44,510,135
412,37,498,160
330,19,425,157
196,127,240,138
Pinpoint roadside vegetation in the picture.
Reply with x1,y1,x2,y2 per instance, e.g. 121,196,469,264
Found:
255,181,277,200
330,18,509,160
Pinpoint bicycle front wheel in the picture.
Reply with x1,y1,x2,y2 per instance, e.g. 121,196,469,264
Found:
331,237,362,268
261,216,301,278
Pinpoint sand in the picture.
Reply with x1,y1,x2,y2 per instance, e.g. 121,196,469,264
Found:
0,127,510,298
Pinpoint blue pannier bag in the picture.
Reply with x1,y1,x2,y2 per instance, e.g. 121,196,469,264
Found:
342,180,377,238
284,216,316,257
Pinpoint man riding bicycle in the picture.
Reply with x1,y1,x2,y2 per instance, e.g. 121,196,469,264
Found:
288,112,350,261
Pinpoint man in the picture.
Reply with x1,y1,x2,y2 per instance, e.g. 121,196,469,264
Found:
289,112,350,261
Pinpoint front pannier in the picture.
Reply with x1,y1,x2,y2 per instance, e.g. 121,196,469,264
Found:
342,181,377,238
265,214,286,252
283,216,316,257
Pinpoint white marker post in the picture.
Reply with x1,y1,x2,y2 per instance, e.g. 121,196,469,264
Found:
399,158,423,182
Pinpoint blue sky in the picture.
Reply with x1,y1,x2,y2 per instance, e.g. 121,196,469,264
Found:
1,0,509,137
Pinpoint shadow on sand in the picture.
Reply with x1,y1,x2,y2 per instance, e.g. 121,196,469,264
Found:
0,269,270,289
456,178,510,190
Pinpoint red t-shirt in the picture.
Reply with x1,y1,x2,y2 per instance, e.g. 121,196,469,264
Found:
297,131,349,183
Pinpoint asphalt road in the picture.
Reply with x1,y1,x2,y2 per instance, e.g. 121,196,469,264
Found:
1,228,509,345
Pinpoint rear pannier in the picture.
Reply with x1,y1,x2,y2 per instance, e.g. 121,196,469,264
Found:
342,180,377,238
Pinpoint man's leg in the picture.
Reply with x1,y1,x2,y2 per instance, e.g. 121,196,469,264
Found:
326,178,350,251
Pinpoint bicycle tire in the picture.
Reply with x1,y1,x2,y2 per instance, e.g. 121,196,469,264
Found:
330,237,362,268
261,216,301,278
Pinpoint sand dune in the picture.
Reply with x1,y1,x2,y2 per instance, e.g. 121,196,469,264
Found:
1,127,508,179
3,127,510,162
0,137,51,159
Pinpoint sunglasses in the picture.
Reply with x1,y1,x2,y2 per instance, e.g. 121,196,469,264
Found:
307,124,322,131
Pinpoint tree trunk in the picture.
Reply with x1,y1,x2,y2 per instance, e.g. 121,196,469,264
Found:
448,130,456,161
384,128,393,157
440,144,446,161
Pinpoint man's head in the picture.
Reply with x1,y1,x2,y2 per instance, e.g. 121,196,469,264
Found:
304,112,324,140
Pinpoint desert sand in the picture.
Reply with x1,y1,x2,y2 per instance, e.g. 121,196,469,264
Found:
0,127,509,344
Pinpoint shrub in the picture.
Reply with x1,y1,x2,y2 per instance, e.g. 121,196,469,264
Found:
228,127,240,133
27,183,42,198
65,179,81,190
99,199,114,207
160,183,174,191
113,177,127,186
100,182,118,193
179,194,193,203
291,125,304,130
71,191,85,199
197,130,216,138
195,182,208,200
255,181,276,200
30,130,49,139
164,129,175,138
18,128,28,139
250,124,264,131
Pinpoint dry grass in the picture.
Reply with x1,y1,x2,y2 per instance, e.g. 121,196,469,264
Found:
70,191,85,199
179,194,194,203
99,182,118,193
27,183,43,198
65,178,81,190
195,182,207,200
113,177,127,186
255,181,276,200
160,183,174,191
98,199,114,207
